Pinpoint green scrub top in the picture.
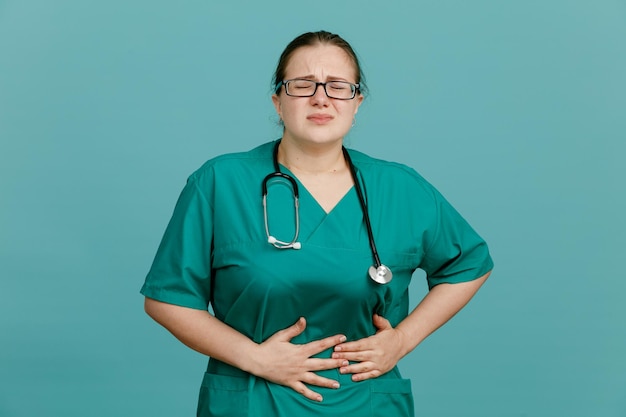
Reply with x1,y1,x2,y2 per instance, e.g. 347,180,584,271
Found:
141,141,493,417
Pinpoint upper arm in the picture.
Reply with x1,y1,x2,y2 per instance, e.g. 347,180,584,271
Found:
420,189,494,289
141,172,216,311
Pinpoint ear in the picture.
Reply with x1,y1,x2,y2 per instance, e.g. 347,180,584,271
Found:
353,93,364,115
271,94,282,119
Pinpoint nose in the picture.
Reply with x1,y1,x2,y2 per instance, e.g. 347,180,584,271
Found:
310,83,329,105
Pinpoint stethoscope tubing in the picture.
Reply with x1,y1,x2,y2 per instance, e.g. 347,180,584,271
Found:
342,147,383,270
262,172,301,249
262,140,391,283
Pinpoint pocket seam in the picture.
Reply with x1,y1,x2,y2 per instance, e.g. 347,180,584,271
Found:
201,372,248,391
369,377,412,394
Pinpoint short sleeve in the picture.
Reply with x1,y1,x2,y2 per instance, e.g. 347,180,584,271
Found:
420,188,493,289
140,171,214,310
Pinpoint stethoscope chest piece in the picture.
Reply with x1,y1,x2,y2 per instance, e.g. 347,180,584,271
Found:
369,264,393,284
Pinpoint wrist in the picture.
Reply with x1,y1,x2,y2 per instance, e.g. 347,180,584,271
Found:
237,342,263,376
230,341,263,376
394,326,417,358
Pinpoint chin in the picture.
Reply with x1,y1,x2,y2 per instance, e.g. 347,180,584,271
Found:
300,136,345,147
295,129,350,145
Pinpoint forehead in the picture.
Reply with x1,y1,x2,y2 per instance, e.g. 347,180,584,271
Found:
284,44,358,81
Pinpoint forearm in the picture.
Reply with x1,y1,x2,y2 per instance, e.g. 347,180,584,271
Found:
144,297,259,373
395,271,491,357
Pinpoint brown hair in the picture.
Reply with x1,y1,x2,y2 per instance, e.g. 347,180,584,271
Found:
272,30,368,96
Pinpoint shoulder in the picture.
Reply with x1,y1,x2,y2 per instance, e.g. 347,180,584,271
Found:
187,141,276,184
347,148,438,200
347,148,423,178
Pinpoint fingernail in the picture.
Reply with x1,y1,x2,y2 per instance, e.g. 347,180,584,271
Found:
342,360,349,366
332,382,340,389
317,395,323,402
334,346,342,352
340,367,346,374
339,336,347,342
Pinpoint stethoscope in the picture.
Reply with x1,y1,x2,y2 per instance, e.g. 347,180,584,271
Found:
262,141,393,284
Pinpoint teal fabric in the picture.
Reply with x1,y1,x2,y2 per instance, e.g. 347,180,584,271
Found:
141,140,493,416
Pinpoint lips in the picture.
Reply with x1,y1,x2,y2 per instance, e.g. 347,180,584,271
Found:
307,114,334,124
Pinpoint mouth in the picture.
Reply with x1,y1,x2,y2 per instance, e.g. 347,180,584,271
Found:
307,114,334,124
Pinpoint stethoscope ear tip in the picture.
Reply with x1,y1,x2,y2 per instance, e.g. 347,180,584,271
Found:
268,235,301,250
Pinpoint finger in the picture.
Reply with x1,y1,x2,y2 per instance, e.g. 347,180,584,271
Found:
339,362,382,377
372,314,392,331
340,361,376,374
349,369,383,382
302,333,347,355
332,350,371,362
291,381,324,402
334,339,369,352
304,357,349,371
271,317,306,342
301,372,342,390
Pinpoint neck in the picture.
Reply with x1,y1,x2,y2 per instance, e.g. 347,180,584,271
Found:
277,137,346,174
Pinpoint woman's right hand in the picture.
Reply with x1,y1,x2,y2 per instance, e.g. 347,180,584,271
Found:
250,317,348,402
143,299,345,402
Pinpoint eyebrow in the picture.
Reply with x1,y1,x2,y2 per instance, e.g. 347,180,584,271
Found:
291,74,352,82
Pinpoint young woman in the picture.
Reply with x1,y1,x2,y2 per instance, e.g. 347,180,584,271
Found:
141,30,493,417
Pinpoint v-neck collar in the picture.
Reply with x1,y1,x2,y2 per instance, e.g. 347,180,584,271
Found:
278,163,356,216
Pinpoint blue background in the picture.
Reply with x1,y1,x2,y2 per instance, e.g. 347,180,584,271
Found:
1,1,625,416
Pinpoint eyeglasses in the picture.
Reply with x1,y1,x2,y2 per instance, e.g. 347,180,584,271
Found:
280,79,360,100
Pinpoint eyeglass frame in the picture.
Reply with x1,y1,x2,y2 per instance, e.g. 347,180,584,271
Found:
278,79,361,100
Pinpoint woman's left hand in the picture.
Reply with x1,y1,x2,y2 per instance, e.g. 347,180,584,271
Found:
331,314,407,381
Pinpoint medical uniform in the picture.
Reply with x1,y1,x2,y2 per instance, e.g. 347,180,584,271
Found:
141,140,493,417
